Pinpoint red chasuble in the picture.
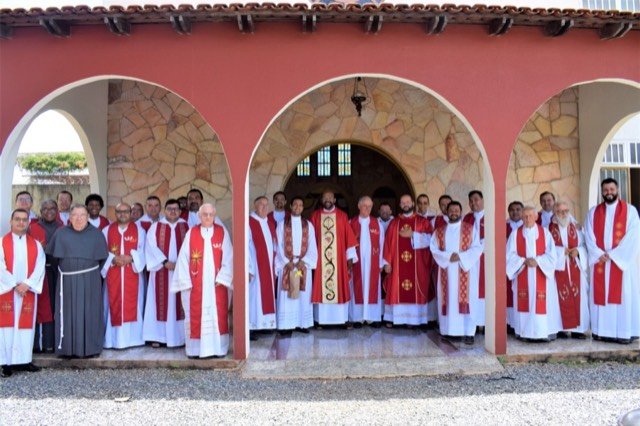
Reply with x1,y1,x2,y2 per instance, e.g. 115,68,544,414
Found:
188,225,227,339
155,222,189,322
349,216,381,305
0,234,38,329
28,222,61,324
463,212,485,299
139,221,152,232
548,222,581,329
106,223,140,327
249,216,277,315
96,215,110,230
434,215,448,230
592,201,628,306
435,222,473,316
383,214,433,305
515,225,547,314
310,208,358,304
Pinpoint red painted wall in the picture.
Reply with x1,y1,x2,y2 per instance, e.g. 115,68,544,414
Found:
1,22,639,357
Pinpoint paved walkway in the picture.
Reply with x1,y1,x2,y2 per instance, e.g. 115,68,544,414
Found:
33,326,640,379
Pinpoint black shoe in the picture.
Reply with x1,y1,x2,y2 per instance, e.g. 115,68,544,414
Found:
464,336,475,345
557,331,570,339
249,331,258,341
353,322,363,329
370,322,382,329
277,329,293,337
615,338,632,344
477,326,485,335
23,363,41,373
296,327,310,334
571,332,587,340
1,366,13,378
314,322,323,330
506,325,515,335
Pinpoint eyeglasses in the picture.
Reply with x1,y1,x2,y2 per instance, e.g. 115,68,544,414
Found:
115,210,131,214
557,209,570,214
200,212,215,217
16,197,31,202
12,217,29,222
165,207,180,212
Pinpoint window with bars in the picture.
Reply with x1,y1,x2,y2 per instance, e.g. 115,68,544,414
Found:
337,144,351,176
602,143,625,164
582,0,639,9
317,146,331,177
631,143,640,166
297,156,311,176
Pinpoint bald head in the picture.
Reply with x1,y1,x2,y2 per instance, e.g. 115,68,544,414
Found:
199,203,216,227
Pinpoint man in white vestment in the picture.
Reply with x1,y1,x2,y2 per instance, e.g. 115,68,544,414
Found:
463,190,486,329
549,201,589,338
181,188,227,231
138,195,164,232
377,202,394,233
56,190,73,226
537,191,556,228
0,209,45,377
102,203,146,349
349,196,384,327
171,203,233,358
583,178,640,344
144,199,188,347
506,206,562,341
506,201,524,330
248,196,277,339
431,195,452,230
430,201,483,344
267,191,290,229
275,196,317,335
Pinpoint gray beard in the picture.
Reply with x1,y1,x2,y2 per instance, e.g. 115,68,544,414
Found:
556,216,570,227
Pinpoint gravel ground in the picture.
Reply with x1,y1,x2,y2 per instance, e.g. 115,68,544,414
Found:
1,361,639,425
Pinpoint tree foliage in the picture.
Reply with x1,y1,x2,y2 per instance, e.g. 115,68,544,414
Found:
17,152,87,175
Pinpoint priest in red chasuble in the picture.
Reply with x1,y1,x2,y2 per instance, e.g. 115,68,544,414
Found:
248,196,277,336
0,209,45,377
101,203,147,349
431,201,483,344
549,201,589,338
382,194,434,327
171,203,233,358
506,206,562,341
310,191,358,326
584,178,640,344
144,199,189,348
349,196,385,327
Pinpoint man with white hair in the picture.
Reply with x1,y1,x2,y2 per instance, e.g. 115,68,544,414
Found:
548,201,589,338
506,206,562,341
583,178,640,344
171,203,233,358
349,196,385,327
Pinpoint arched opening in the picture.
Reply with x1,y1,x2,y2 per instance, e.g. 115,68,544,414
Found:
12,110,92,219
1,76,233,232
283,142,413,218
507,79,640,353
248,74,499,357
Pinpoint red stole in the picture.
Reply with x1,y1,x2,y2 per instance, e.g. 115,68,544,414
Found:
434,215,448,230
249,216,276,315
267,210,290,231
435,222,473,316
463,212,485,299
506,223,516,309
139,221,152,232
349,216,381,305
188,225,227,339
593,201,627,306
155,222,189,322
549,222,581,329
0,234,38,329
515,225,547,314
28,222,61,324
383,214,432,305
106,223,140,327
282,217,310,291
95,215,110,230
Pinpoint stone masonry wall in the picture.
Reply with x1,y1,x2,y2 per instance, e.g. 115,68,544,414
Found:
507,88,581,220
107,80,232,227
250,77,485,215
